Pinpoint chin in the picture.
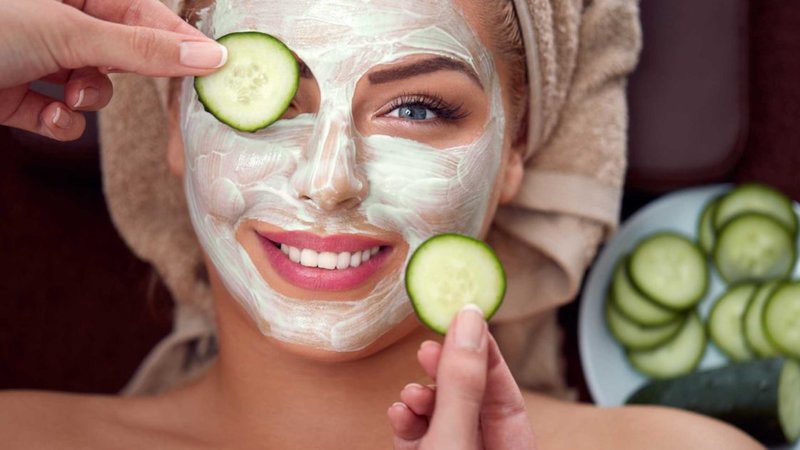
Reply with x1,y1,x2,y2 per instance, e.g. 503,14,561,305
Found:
261,314,422,363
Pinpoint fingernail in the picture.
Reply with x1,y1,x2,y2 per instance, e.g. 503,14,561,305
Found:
404,383,424,391
180,41,228,69
391,402,408,410
420,340,438,350
52,106,71,129
454,304,486,351
74,88,99,109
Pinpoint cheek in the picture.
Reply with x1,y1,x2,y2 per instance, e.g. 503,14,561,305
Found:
362,132,501,239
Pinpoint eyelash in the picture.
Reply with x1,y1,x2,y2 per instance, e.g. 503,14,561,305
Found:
386,92,470,123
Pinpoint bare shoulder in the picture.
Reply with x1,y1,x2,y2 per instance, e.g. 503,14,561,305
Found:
0,389,202,449
522,390,766,450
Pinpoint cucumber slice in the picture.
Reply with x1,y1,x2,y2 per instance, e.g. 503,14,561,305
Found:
780,359,800,443
194,32,299,132
627,358,800,445
627,312,706,379
708,283,757,362
698,195,722,255
764,282,800,359
628,233,709,310
405,234,505,334
713,213,796,283
714,183,798,235
743,281,783,358
605,299,685,351
610,259,681,326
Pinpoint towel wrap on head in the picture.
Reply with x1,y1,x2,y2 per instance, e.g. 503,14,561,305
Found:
99,0,641,396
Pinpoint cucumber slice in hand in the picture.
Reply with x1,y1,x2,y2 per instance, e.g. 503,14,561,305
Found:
194,32,299,132
405,234,506,335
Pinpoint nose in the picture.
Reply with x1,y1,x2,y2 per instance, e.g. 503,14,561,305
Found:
292,114,369,211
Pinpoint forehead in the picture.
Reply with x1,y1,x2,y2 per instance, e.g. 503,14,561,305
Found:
203,0,493,84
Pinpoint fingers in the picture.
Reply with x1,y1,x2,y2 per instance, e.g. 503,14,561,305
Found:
387,402,426,450
1,87,86,141
400,383,436,417
64,0,206,37
425,305,489,449
480,335,537,449
416,340,442,380
55,8,227,78
64,68,113,111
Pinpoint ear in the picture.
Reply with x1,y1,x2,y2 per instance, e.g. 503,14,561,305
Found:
499,107,528,204
499,149,524,204
166,80,185,177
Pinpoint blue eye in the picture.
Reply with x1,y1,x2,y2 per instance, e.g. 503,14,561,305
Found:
383,94,469,123
387,105,438,121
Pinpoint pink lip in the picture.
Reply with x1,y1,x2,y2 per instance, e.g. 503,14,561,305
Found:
257,231,394,293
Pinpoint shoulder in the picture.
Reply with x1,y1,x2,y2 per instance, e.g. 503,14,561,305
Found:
521,391,765,450
0,390,196,450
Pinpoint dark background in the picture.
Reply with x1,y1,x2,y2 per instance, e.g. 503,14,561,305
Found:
1,1,799,398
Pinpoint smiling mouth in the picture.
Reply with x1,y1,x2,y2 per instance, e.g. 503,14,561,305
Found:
272,242,387,270
255,230,399,294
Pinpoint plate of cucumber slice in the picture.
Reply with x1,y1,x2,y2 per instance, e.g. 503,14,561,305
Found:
579,184,800,448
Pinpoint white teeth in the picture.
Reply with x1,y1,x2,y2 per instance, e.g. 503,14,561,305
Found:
337,252,351,270
318,252,338,270
289,246,301,263
300,249,318,267
350,252,362,268
277,244,382,270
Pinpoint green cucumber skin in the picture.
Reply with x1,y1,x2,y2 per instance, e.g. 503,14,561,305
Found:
626,358,792,445
405,233,506,335
698,195,723,256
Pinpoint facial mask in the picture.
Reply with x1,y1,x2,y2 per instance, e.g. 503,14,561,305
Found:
181,0,506,352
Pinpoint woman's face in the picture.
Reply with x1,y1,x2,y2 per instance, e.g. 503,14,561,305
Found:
172,0,525,356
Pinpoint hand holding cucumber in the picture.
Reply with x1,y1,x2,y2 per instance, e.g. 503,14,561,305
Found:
387,306,536,450
0,0,227,141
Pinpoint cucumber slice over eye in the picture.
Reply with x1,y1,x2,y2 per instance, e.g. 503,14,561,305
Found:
194,32,299,132
405,234,506,335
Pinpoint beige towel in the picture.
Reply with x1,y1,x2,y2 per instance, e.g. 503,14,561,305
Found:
99,0,641,397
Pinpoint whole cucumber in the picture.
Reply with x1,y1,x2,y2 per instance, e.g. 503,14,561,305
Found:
626,358,800,445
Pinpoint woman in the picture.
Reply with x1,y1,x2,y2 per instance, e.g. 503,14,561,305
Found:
0,0,764,448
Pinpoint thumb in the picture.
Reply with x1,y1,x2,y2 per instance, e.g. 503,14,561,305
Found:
58,13,227,77
426,305,489,449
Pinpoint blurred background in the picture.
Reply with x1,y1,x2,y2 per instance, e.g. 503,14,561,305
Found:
1,0,798,397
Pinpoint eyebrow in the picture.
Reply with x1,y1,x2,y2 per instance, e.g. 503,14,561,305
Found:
297,60,314,79
367,56,483,88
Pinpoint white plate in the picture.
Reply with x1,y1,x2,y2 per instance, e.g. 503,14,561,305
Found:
578,184,799,450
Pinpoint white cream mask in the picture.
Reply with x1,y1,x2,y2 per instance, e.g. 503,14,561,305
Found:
180,0,506,352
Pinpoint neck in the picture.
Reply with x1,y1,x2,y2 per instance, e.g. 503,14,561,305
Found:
185,273,439,448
